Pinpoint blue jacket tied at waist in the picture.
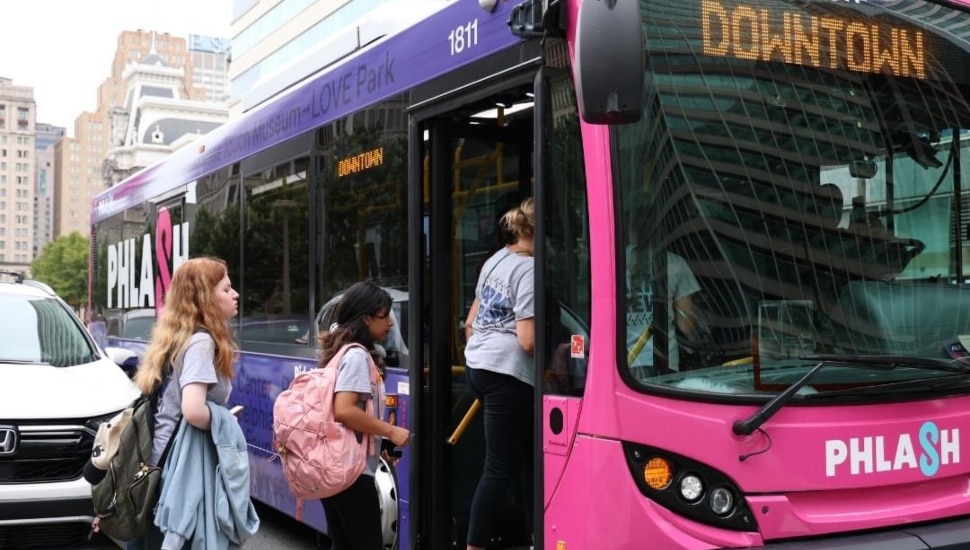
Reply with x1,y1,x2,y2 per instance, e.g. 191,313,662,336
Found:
155,403,259,549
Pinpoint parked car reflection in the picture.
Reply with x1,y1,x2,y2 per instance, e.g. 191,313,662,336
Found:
106,308,156,341
232,315,310,345
296,286,409,368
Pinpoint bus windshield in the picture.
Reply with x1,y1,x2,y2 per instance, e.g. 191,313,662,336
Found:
616,0,970,396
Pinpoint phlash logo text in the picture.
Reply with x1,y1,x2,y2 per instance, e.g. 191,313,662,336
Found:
825,421,959,477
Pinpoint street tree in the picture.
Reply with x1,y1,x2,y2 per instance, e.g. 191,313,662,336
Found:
31,231,89,309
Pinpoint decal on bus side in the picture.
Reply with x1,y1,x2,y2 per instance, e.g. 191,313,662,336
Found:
825,421,960,477
106,208,189,309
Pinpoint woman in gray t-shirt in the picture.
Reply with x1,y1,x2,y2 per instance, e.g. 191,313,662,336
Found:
462,197,536,550
127,256,240,550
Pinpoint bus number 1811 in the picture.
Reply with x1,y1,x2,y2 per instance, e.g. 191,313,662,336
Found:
449,19,479,56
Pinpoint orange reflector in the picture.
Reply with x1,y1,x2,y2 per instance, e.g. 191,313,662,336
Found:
385,394,398,408
644,457,673,490
557,542,567,550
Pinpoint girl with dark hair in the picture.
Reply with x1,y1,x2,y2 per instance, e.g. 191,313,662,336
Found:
317,281,411,550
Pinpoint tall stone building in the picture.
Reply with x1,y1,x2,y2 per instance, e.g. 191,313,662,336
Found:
0,78,36,273
188,34,231,104
34,123,65,258
102,44,228,185
53,30,229,238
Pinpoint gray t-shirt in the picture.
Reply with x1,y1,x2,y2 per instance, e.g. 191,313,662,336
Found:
334,346,384,477
151,332,233,466
626,249,700,371
465,249,536,386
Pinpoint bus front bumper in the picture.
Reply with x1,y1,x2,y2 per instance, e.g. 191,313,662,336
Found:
760,516,970,549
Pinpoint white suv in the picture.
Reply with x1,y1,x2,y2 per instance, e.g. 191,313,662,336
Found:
0,273,139,548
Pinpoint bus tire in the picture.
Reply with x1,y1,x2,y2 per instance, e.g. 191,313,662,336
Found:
375,456,400,550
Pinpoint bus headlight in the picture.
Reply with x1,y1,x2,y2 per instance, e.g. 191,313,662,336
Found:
679,474,703,502
622,441,757,531
709,487,734,516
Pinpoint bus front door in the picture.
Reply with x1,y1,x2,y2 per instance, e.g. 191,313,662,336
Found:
411,85,535,550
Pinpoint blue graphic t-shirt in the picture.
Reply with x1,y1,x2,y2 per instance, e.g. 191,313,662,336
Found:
465,248,535,386
626,248,700,371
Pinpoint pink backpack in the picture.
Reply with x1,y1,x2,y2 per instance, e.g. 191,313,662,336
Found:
272,343,379,499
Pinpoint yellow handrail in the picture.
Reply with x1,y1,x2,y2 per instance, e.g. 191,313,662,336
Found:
447,399,481,445
627,326,651,365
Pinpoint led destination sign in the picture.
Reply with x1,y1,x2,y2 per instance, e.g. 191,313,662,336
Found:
701,0,926,78
337,147,385,178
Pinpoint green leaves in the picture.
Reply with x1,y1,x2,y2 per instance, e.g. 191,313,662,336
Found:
30,232,89,309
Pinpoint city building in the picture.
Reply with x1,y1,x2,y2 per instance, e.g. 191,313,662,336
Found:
189,34,232,104
103,44,228,185
34,123,65,258
0,77,36,273
53,30,229,238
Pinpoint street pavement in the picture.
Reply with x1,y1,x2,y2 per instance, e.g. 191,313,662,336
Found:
43,502,324,550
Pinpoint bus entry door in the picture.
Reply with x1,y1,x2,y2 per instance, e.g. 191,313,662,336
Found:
415,100,534,549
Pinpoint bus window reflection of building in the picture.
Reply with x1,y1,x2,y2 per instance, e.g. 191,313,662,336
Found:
816,183,844,230
849,195,887,237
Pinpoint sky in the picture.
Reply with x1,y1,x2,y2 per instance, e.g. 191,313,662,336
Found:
2,0,232,135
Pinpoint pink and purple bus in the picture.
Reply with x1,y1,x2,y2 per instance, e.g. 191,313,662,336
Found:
89,0,970,547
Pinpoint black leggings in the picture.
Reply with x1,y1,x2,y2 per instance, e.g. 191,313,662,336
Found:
466,367,535,547
320,474,383,550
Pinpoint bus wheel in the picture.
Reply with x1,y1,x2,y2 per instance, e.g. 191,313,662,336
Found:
375,457,399,549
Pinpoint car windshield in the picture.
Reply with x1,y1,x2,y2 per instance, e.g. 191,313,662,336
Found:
0,294,96,367
120,316,155,340
616,0,970,398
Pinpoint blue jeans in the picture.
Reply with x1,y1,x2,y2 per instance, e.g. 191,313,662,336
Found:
466,368,535,547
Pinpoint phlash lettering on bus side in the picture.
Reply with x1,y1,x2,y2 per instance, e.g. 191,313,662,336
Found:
105,208,189,309
825,421,961,477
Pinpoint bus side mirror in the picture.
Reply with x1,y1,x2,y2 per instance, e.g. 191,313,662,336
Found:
575,0,644,124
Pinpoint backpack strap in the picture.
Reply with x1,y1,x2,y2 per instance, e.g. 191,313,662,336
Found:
153,336,196,468
331,343,381,456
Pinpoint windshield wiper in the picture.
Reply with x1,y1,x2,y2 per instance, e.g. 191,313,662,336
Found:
731,354,970,436
802,354,970,373
802,373,970,399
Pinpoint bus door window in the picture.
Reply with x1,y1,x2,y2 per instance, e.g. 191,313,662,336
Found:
542,69,591,397
418,83,536,549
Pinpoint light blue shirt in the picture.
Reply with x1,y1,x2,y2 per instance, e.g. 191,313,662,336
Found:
465,249,536,386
